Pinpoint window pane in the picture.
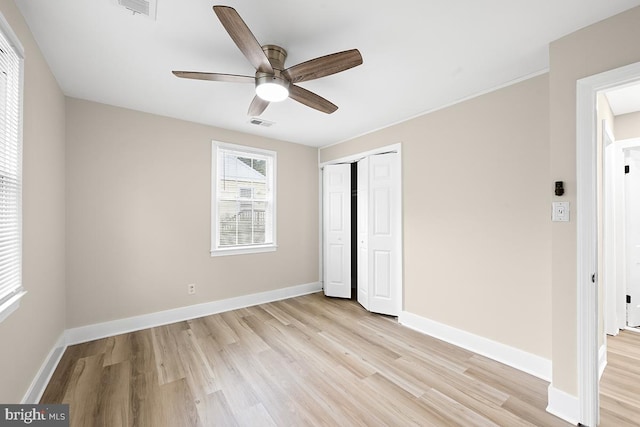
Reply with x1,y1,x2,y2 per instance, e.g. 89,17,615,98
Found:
253,180,267,200
252,159,266,176
218,200,269,246
253,201,267,244
218,200,238,247
237,202,253,245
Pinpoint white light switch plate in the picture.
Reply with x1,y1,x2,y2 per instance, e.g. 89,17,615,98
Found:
552,202,570,222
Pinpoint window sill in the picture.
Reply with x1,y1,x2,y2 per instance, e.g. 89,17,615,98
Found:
0,290,27,323
210,244,277,257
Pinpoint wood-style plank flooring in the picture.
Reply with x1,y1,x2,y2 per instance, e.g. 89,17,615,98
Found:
41,293,571,426
600,330,640,426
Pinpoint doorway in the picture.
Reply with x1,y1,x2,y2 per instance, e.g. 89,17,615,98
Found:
604,137,640,335
320,144,403,317
576,61,640,426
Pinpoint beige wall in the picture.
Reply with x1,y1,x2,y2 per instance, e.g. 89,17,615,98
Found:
65,99,318,328
615,111,640,140
0,0,66,402
322,74,552,359
549,5,640,395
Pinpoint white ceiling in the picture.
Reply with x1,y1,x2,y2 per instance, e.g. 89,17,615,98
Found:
605,81,640,116
14,0,640,147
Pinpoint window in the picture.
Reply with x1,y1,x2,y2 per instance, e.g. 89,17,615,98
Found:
0,15,24,323
211,142,276,256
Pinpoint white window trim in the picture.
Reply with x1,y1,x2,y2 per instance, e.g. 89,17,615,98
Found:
0,12,24,58
0,12,25,323
211,141,277,257
0,290,27,323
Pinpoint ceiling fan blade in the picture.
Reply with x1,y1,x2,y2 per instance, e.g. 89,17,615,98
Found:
283,49,363,83
248,95,270,116
213,6,274,74
289,85,338,114
172,71,254,84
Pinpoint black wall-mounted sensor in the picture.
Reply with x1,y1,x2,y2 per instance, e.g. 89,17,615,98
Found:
555,181,564,196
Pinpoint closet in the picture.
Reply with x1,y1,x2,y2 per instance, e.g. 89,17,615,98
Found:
322,150,401,316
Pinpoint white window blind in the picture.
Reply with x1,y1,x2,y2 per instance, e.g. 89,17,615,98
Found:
0,16,24,322
211,142,276,256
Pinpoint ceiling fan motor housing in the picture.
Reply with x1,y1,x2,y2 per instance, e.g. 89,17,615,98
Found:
262,45,287,70
255,45,289,87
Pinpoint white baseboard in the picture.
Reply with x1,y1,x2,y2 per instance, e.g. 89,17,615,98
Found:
398,311,552,381
599,343,607,380
65,282,322,345
21,333,67,404
546,385,580,425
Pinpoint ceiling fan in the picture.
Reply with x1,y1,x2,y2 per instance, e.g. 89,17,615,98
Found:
172,5,363,116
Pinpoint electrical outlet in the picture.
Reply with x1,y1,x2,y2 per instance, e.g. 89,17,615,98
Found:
187,284,196,295
552,202,570,222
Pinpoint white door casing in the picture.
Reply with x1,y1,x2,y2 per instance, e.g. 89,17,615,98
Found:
357,157,370,310
626,149,640,326
323,164,351,298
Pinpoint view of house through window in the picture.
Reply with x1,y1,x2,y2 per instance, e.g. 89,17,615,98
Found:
212,142,276,255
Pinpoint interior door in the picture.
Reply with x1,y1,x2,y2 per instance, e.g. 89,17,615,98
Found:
357,157,369,309
603,124,619,335
367,152,401,316
323,164,351,298
626,150,640,326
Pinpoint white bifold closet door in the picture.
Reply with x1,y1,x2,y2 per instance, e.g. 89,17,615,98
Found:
357,157,370,310
323,152,401,317
358,152,401,316
323,163,352,298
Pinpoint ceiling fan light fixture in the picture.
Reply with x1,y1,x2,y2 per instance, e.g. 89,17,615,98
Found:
255,75,290,102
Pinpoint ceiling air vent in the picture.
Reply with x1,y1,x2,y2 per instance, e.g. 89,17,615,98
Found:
249,118,275,127
116,0,157,19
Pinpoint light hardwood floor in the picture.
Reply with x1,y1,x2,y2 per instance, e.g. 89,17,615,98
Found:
41,293,572,426
600,330,640,426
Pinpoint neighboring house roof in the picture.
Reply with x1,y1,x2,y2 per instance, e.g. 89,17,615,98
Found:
221,155,266,182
